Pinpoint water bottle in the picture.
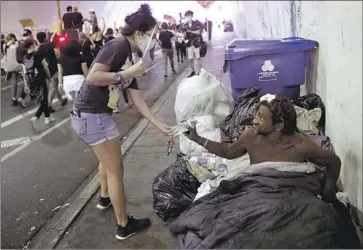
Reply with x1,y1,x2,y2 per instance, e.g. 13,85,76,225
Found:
172,120,196,136
216,160,228,179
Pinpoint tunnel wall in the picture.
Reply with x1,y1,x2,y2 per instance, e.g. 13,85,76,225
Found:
230,1,362,216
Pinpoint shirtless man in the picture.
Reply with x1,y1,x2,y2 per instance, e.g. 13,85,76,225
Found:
184,95,341,202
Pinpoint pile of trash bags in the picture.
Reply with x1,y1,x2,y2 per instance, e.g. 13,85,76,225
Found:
153,69,234,220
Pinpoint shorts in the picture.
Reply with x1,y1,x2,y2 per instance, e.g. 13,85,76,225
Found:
187,46,201,60
70,111,120,146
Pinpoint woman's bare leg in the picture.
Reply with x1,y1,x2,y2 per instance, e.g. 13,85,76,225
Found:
99,163,108,197
92,137,128,226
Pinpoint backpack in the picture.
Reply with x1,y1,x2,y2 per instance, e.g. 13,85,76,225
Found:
23,53,41,101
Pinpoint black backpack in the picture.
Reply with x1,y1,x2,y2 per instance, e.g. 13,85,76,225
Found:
23,53,41,101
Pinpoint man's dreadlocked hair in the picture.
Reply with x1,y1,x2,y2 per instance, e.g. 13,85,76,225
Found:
258,95,297,135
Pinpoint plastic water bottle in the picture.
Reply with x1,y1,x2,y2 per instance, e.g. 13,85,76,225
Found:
216,160,228,179
197,157,216,165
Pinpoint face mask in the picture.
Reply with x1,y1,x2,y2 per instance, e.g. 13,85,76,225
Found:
186,16,192,22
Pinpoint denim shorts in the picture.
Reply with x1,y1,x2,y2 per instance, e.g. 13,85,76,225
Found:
70,111,120,146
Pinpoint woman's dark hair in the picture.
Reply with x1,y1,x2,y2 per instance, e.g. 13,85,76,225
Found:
23,39,35,49
66,6,72,12
6,33,17,41
60,39,81,57
94,26,100,33
121,4,157,36
36,32,47,43
258,95,297,135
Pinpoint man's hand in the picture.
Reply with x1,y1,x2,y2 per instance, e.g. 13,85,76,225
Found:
183,122,199,142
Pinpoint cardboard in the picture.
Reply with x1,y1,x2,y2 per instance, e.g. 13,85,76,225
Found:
19,19,34,28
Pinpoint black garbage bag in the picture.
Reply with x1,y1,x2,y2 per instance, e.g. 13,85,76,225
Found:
152,153,200,221
220,87,260,141
292,93,326,129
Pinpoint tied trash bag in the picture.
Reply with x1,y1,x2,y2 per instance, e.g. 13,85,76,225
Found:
174,69,233,124
220,87,260,141
292,93,326,129
152,153,200,221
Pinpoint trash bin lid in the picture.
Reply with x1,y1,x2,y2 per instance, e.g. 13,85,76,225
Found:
225,37,319,61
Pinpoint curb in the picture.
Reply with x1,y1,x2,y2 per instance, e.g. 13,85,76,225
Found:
29,65,190,249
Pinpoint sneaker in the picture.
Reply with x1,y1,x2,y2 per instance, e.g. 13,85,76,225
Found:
96,196,112,210
49,107,56,113
61,98,68,106
181,60,184,63
172,69,176,74
164,74,168,78
18,98,27,108
45,116,56,125
30,117,38,130
12,98,18,106
188,71,196,78
113,107,120,113
124,103,131,108
116,216,151,240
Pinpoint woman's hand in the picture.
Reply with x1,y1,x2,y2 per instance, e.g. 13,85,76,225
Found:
123,59,145,78
156,123,174,136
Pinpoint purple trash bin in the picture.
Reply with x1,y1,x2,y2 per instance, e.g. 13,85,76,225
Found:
224,37,319,100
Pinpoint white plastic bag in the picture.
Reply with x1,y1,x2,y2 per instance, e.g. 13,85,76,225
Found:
174,69,234,124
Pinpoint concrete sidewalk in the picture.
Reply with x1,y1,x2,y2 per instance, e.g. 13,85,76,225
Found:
44,33,235,249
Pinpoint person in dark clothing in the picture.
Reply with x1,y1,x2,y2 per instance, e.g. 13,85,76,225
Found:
104,28,115,44
1,34,5,56
23,40,55,129
58,39,88,101
62,6,73,31
72,6,84,32
158,22,176,77
36,32,67,113
204,19,213,43
79,33,94,68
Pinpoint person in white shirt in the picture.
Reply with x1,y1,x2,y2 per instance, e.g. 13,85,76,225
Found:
175,25,187,64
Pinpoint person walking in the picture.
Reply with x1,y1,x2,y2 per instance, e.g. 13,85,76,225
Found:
71,4,173,240
3,33,27,107
175,25,186,64
158,22,176,77
23,39,56,129
184,10,203,77
36,32,67,113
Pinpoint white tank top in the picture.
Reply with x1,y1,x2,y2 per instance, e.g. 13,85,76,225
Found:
4,43,22,72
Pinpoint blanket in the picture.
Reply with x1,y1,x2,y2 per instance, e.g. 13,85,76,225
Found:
193,161,317,202
169,164,354,249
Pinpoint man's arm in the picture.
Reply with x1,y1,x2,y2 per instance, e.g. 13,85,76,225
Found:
298,136,341,196
185,128,251,159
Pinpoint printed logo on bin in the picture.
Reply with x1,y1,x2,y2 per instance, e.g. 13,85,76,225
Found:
258,60,279,82
261,60,275,72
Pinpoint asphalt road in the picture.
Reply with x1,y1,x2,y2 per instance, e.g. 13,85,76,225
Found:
0,50,189,249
